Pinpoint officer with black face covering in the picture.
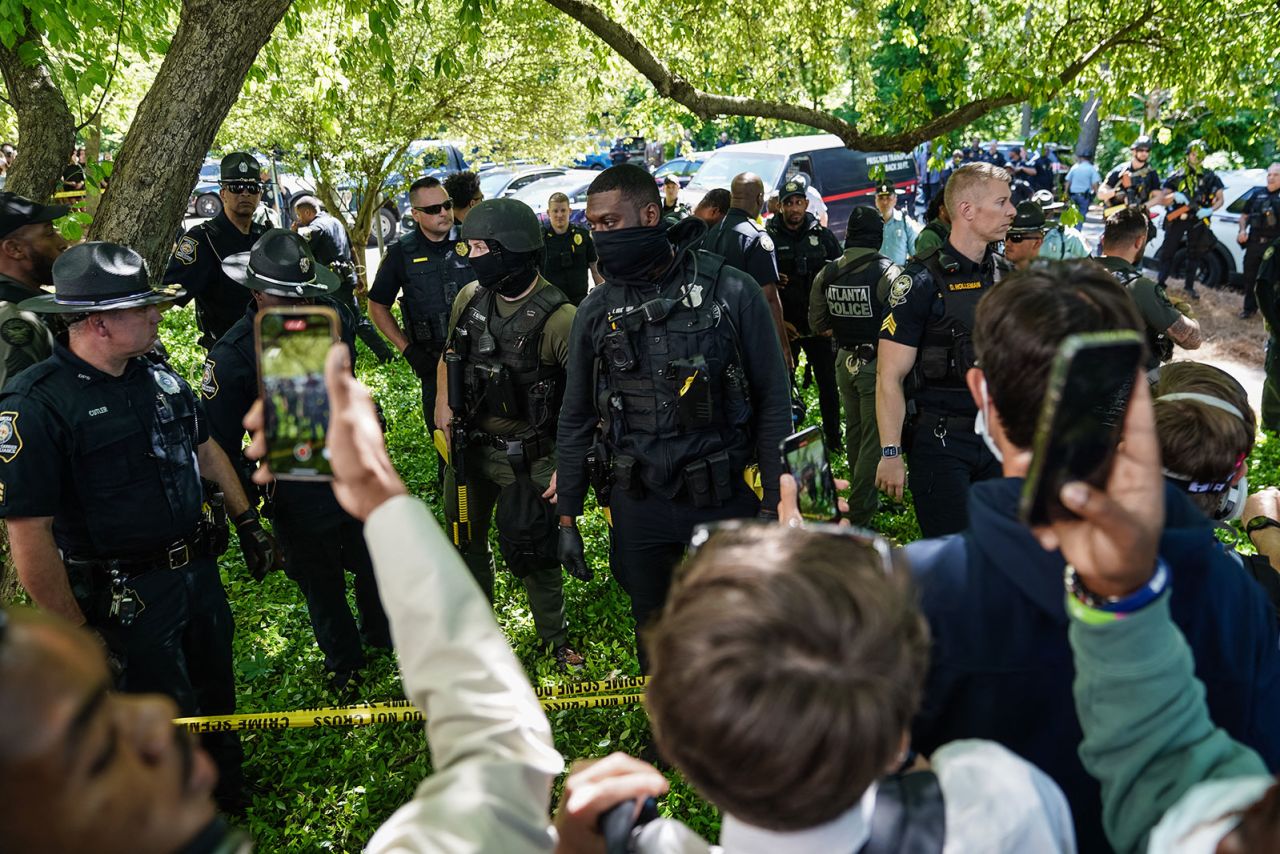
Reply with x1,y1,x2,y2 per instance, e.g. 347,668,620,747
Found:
809,206,900,526
556,163,791,669
434,198,586,671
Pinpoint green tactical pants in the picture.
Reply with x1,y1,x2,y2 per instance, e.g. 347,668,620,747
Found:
443,443,568,647
1264,339,1280,434
836,349,880,526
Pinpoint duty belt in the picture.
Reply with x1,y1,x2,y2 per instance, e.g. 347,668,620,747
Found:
472,430,553,462
841,342,877,363
916,411,976,432
64,534,203,577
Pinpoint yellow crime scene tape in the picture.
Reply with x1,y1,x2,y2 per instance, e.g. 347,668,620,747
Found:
174,675,649,733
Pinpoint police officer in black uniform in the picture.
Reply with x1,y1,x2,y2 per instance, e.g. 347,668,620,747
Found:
541,191,599,305
556,164,791,668
292,194,395,360
809,206,900,525
0,242,279,810
659,175,690,227
0,191,69,386
1098,135,1161,213
367,175,474,439
875,162,1014,538
435,198,586,670
1236,163,1280,318
1255,237,1280,430
701,171,791,367
202,229,391,693
164,152,271,348
1157,139,1225,300
765,174,843,447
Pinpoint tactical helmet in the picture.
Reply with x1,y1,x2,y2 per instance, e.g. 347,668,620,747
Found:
460,198,544,252
1131,135,1153,151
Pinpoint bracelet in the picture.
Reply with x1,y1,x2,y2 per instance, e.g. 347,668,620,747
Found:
1064,558,1169,615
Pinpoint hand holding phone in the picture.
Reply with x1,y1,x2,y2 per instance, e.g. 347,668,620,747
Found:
255,306,339,480
780,426,842,523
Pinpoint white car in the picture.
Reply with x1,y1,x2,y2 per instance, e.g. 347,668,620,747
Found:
508,169,600,225
1143,168,1268,288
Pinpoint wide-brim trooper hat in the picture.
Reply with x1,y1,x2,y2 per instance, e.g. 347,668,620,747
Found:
1007,201,1049,237
221,228,340,298
1030,189,1065,212
19,242,184,314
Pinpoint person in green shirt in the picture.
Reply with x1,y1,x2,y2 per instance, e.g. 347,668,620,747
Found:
911,185,950,260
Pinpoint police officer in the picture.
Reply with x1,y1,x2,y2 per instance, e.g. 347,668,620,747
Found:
556,164,791,668
202,229,391,693
1157,139,1225,300
1236,163,1280,318
291,194,395,361
1033,190,1091,260
912,186,951,260
0,242,279,810
164,152,270,348
367,175,474,435
809,207,900,525
702,171,791,367
1255,236,1280,431
1003,200,1047,271
875,162,1013,538
659,175,689,226
434,199,585,670
874,179,919,265
542,191,600,305
0,191,69,386
766,175,842,447
1097,135,1161,212
1098,206,1202,374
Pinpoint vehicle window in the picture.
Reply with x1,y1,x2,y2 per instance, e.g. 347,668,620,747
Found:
199,164,220,181
687,152,786,191
1226,188,1261,214
786,155,816,186
479,171,513,198
809,149,866,196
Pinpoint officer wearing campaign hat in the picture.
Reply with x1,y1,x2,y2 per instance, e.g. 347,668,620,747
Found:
0,240,272,811
874,177,919,265
436,197,587,671
1004,200,1048,270
201,229,391,693
163,151,270,347
0,191,70,386
1028,189,1092,261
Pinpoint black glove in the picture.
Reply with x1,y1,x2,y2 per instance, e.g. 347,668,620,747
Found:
233,510,281,581
558,524,593,582
403,342,436,380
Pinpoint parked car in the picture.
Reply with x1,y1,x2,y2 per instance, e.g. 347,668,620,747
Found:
1142,167,1266,288
187,161,224,218
480,166,567,200
574,140,613,171
508,169,599,227
653,151,711,187
679,135,916,242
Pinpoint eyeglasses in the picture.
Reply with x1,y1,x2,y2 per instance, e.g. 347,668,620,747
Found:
413,200,454,215
688,519,896,576
224,182,262,195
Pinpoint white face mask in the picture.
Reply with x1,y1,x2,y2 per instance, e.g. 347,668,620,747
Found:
974,378,1003,463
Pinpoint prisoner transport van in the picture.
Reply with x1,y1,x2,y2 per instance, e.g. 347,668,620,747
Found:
678,134,916,242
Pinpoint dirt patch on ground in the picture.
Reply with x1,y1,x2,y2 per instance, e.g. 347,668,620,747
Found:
1173,279,1268,365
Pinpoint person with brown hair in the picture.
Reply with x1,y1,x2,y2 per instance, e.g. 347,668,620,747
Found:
553,522,1075,853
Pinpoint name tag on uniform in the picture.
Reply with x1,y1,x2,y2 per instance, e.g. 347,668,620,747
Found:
413,257,430,263
948,281,982,292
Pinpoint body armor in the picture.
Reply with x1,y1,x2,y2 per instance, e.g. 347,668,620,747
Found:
820,250,898,350
398,228,473,348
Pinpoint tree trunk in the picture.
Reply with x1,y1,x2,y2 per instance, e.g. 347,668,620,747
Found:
1076,93,1101,157
0,526,19,605
0,10,76,202
1021,104,1032,140
90,0,294,276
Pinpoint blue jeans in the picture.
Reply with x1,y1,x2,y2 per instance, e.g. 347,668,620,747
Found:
1070,192,1092,219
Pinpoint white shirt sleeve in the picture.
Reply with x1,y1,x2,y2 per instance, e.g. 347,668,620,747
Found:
364,495,563,853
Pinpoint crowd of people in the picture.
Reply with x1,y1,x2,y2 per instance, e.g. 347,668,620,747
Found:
1,139,1280,852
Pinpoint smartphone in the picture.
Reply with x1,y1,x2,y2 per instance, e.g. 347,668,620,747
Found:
780,426,841,522
1018,330,1145,527
255,305,339,481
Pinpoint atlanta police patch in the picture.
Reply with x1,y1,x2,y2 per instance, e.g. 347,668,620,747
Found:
0,411,21,462
175,235,198,265
0,318,34,347
888,273,913,307
758,234,775,253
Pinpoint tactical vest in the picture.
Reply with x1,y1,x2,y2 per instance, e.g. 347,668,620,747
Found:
770,220,833,329
542,227,591,303
596,250,752,452
1250,190,1280,239
397,229,472,349
1116,164,1158,207
1107,263,1174,364
912,252,999,392
455,285,567,438
820,251,897,349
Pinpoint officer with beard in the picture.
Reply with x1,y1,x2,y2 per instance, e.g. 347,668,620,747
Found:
434,198,586,671
555,164,790,668
0,192,70,386
765,175,842,448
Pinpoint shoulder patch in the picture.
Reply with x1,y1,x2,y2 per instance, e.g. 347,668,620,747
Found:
1266,245,1275,261
758,233,775,253
200,360,219,399
888,273,913,307
175,235,198,265
0,411,21,462
0,317,35,347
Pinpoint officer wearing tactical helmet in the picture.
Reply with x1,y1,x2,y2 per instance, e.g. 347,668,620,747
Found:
809,206,901,525
1097,135,1162,211
1157,139,1225,300
557,163,791,669
875,162,1014,537
766,174,843,449
367,175,474,442
434,198,586,671
164,152,271,348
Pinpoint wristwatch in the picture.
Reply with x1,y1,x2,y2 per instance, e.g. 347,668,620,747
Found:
1246,516,1280,537
881,445,902,458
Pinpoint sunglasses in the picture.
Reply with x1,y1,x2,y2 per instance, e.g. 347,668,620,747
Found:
224,182,261,195
688,519,896,576
413,200,454,215
1006,233,1041,243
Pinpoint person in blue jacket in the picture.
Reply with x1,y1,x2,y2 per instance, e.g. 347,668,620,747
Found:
904,261,1280,854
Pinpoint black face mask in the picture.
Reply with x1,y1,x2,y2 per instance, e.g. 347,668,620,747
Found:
469,243,538,298
593,225,673,282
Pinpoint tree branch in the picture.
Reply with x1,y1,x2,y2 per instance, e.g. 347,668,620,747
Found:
542,0,1157,151
75,0,127,133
